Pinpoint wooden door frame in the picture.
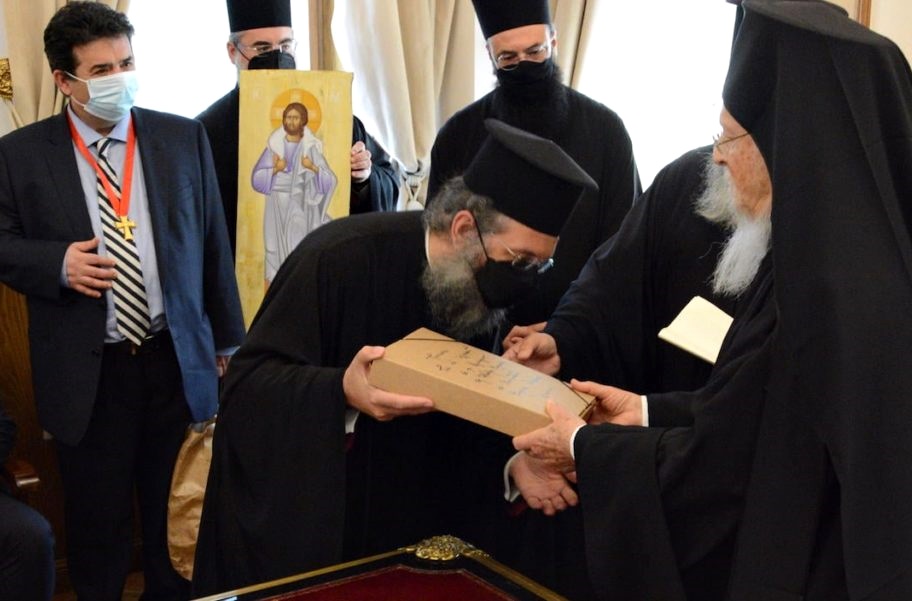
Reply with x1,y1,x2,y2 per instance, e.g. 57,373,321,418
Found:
857,0,872,26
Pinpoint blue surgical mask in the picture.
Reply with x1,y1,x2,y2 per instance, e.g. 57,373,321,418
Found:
67,70,139,123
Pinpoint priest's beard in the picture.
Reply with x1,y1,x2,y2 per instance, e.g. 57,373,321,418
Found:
491,59,569,140
422,247,507,340
696,157,771,297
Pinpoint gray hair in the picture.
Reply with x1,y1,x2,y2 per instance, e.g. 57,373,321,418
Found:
422,177,505,235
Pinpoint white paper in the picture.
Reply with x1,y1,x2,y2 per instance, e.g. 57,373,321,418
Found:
658,296,733,364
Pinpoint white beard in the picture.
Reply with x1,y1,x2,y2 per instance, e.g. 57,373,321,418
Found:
695,157,771,297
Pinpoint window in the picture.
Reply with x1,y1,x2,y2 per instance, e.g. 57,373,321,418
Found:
128,0,310,118
575,3,736,187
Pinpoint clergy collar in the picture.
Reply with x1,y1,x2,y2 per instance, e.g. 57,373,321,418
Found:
424,228,431,264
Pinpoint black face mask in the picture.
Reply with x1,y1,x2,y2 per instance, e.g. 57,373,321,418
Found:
471,216,544,309
494,58,556,101
474,259,540,309
248,50,297,70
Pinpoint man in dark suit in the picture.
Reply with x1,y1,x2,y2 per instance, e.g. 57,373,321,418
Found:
0,3,245,599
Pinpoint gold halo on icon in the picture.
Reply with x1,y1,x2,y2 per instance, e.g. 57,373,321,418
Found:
270,89,323,133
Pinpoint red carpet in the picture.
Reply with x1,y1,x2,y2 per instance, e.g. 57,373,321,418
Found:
263,564,517,600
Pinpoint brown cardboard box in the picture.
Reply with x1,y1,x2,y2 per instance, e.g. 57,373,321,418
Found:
368,328,593,437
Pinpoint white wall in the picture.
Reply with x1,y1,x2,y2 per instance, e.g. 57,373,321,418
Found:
574,2,736,188
827,0,910,62
870,0,912,63
130,0,310,118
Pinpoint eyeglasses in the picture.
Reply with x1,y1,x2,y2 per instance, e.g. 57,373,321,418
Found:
713,131,750,152
472,216,554,274
493,39,553,71
234,39,297,57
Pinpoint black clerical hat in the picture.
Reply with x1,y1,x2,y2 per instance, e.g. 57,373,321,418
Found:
227,0,292,32
724,0,853,135
471,0,551,39
463,119,596,237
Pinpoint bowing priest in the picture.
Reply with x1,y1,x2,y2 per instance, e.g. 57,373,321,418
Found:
427,0,639,331
192,119,597,596
197,0,399,256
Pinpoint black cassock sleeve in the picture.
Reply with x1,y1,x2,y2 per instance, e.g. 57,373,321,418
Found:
350,116,398,214
574,262,775,601
546,147,732,395
193,234,350,596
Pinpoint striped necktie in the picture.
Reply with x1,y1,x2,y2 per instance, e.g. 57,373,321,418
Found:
96,137,151,346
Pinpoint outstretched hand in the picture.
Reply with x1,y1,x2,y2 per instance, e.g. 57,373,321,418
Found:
343,345,434,421
510,452,578,516
501,322,546,352
570,379,643,426
502,328,561,376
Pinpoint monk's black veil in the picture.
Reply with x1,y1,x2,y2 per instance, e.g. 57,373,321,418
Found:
724,1,912,597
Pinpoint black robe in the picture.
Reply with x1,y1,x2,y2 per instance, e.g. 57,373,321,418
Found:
546,146,737,395
722,3,912,599
427,86,640,327
574,258,775,601
484,148,746,600
196,87,399,255
193,211,483,596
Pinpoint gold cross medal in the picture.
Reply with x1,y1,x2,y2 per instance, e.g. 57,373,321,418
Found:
114,214,137,241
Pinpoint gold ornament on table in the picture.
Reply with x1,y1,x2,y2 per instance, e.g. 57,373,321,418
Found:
403,535,489,562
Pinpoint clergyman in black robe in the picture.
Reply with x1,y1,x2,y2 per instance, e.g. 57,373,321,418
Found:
510,105,779,597
197,0,398,255
487,143,768,599
540,146,741,394
487,146,742,598
722,2,912,598
427,0,640,328
192,119,597,596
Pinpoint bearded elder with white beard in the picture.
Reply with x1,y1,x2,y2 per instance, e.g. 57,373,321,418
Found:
503,115,778,601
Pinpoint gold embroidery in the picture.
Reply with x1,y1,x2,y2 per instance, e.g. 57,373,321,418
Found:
0,58,12,100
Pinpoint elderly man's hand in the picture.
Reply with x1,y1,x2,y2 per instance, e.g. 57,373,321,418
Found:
513,400,582,474
510,452,578,516
571,379,643,426
342,345,434,421
350,141,372,183
502,329,561,376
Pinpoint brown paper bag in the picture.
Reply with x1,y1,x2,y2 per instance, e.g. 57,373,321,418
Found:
167,418,215,580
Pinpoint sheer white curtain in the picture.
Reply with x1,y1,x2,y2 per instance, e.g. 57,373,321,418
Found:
550,0,595,88
333,0,475,209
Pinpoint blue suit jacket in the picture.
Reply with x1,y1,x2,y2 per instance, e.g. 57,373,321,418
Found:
0,107,245,445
